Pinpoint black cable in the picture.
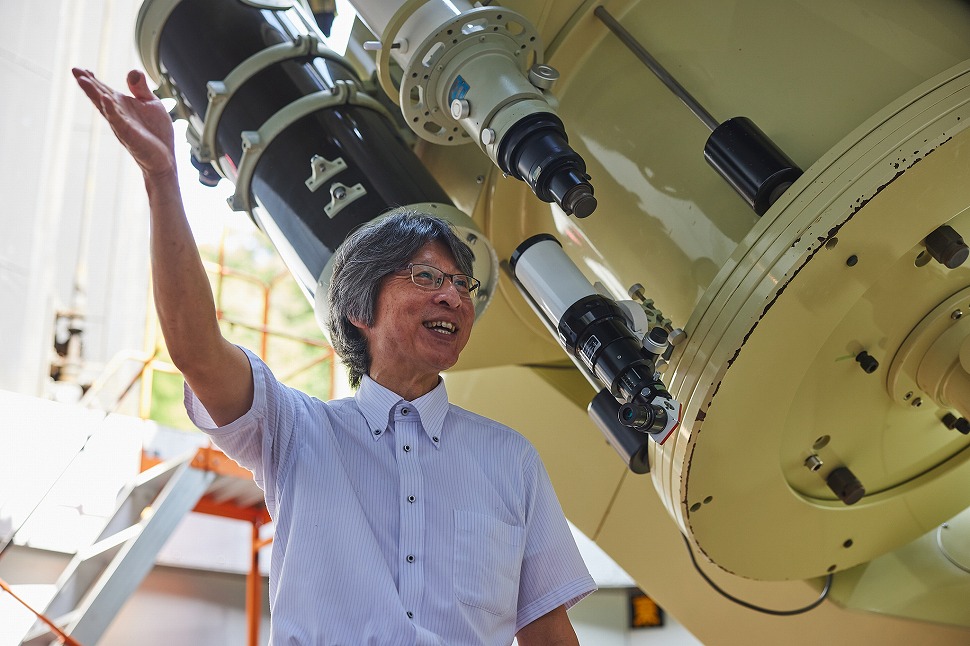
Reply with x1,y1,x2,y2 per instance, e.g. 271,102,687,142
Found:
681,534,832,615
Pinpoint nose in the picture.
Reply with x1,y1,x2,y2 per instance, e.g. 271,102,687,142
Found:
434,280,463,308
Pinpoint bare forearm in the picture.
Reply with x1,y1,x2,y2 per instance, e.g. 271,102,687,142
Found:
516,606,579,646
145,170,222,366
145,169,253,423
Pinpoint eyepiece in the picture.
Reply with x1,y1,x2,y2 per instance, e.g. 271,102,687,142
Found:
619,402,654,429
560,182,597,218
498,113,596,217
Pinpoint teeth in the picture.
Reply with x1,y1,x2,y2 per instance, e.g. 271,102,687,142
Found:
424,320,456,334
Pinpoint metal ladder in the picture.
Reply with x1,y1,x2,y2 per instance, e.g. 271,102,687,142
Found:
20,450,218,646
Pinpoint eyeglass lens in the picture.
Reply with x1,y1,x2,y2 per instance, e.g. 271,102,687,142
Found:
410,264,479,294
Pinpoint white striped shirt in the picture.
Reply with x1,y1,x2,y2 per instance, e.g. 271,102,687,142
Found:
185,348,595,645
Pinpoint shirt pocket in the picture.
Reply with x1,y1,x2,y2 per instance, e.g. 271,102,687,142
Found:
454,510,525,616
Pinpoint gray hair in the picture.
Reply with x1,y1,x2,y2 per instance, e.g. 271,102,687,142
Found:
326,208,475,388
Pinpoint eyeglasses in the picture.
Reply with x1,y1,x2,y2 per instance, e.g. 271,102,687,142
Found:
403,263,481,296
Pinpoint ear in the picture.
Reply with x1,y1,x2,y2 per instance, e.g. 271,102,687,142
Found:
348,315,369,331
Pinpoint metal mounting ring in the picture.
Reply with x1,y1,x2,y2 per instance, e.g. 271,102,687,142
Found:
229,81,388,215
399,6,541,145
198,34,353,162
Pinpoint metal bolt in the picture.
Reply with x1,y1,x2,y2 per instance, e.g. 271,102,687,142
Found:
826,466,866,505
911,397,923,408
628,283,645,301
450,98,470,119
668,328,687,346
903,391,913,401
804,454,824,472
940,415,970,434
952,309,964,320
924,225,969,269
481,128,495,145
528,64,560,90
855,351,879,374
332,186,347,200
475,175,485,184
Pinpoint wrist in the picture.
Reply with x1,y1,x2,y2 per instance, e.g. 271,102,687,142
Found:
143,167,183,204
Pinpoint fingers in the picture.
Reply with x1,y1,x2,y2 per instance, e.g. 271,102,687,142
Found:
72,68,109,116
73,68,157,107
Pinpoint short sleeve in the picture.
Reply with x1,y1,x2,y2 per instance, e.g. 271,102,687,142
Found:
183,346,305,513
515,454,597,632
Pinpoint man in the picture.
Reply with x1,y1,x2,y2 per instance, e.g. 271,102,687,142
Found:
73,67,595,645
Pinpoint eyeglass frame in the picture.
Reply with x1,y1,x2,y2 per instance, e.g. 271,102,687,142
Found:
398,263,481,296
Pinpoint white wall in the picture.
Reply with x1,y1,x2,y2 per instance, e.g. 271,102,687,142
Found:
0,1,151,399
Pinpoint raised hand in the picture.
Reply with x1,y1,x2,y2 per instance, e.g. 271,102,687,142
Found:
72,68,177,180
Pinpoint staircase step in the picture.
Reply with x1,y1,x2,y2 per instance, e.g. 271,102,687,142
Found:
21,609,79,645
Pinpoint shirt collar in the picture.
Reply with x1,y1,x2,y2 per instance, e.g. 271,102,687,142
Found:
356,376,449,449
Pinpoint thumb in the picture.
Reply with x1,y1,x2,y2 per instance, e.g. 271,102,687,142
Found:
127,70,156,102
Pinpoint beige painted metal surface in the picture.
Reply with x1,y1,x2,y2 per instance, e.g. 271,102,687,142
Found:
432,0,970,637
667,97,970,579
444,366,970,644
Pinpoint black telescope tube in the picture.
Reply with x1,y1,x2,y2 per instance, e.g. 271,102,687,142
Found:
142,0,453,296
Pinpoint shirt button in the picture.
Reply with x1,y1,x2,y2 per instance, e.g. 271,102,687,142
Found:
373,429,382,436
407,495,415,503
402,407,409,415
407,611,413,619
432,436,439,443
406,554,415,563
403,444,411,452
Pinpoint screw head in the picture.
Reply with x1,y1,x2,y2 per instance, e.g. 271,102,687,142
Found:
804,454,824,472
528,64,560,90
668,328,687,346
481,128,495,145
450,98,470,119
924,224,969,269
956,418,970,435
952,309,964,320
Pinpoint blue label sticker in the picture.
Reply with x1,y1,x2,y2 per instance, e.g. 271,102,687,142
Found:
449,75,470,104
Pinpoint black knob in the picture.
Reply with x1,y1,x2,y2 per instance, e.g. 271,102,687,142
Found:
924,225,969,269
826,466,865,505
855,351,879,374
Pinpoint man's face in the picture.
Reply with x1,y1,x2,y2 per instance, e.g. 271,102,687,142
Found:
354,240,475,393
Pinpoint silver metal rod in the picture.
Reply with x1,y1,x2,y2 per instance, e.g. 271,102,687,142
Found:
594,6,720,132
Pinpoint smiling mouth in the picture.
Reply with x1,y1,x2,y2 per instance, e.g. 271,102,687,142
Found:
424,320,456,335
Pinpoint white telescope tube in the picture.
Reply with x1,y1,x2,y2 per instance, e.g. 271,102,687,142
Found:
509,234,596,326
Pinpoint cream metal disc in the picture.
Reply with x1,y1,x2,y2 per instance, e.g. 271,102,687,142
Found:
655,61,970,580
938,508,970,573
